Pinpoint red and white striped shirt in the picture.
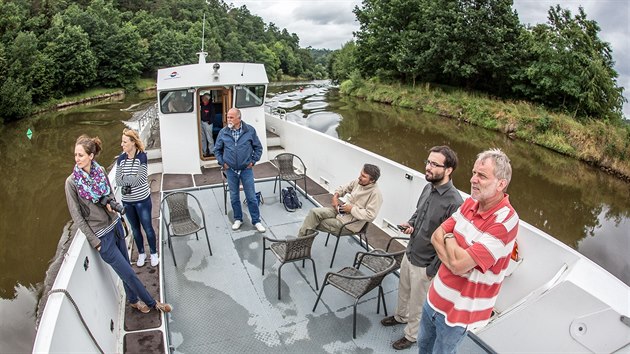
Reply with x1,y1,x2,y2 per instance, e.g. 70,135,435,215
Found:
427,194,519,330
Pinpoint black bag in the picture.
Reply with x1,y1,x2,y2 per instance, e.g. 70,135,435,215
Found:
281,187,302,212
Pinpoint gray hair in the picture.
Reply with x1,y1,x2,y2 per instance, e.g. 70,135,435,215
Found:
477,148,512,189
363,163,381,182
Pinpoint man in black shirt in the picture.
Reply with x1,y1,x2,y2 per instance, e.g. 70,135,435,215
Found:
200,93,214,157
381,146,464,350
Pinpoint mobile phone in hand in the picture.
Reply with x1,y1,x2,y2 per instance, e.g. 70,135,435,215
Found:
397,225,409,231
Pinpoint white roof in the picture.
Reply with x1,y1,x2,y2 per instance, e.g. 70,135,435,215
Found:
157,62,269,90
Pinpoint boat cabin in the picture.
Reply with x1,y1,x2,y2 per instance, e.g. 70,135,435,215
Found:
156,59,269,174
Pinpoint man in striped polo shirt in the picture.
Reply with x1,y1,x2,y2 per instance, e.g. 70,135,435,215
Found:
418,148,519,354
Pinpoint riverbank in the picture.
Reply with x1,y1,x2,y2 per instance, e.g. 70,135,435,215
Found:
32,78,156,114
340,78,630,182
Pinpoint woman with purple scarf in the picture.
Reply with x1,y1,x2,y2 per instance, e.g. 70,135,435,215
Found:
64,134,172,314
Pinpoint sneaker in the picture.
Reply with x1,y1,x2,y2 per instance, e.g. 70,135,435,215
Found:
136,253,147,267
150,253,159,267
381,316,405,326
232,220,242,230
155,301,173,313
254,222,266,232
130,301,150,314
392,336,415,350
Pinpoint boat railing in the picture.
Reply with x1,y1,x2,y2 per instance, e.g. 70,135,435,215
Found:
265,104,286,120
137,103,158,131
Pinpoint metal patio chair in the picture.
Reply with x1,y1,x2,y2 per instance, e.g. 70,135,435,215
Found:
262,230,319,300
312,250,397,338
273,153,307,198
161,191,212,267
325,220,370,268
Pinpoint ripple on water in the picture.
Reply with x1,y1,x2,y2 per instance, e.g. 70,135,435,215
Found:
302,102,328,110
278,101,300,109
304,112,342,135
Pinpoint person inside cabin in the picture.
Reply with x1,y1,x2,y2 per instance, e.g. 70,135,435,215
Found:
168,91,191,113
297,164,383,237
381,146,463,350
418,148,519,354
65,134,172,314
214,108,266,233
116,128,159,267
200,93,214,157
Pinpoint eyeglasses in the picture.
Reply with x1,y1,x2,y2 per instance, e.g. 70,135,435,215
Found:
424,160,446,168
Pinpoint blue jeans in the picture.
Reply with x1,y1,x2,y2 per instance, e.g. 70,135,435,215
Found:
226,167,260,224
98,221,156,307
200,121,214,155
123,196,157,254
418,300,467,354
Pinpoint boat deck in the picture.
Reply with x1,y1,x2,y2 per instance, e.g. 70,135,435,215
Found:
124,162,485,353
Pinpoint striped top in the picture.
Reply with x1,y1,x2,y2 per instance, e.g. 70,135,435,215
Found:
115,151,151,202
427,194,519,330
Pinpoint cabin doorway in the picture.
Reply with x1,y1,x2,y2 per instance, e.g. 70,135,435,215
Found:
198,87,231,160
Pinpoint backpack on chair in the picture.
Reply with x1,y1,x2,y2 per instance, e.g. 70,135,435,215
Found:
281,186,302,212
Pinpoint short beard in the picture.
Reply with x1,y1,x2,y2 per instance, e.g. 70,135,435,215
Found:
425,172,444,184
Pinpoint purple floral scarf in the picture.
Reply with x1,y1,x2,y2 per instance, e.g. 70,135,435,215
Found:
73,161,111,203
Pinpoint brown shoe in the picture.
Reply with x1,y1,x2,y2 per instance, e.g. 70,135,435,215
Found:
155,301,172,313
130,301,150,314
392,336,415,350
381,316,405,326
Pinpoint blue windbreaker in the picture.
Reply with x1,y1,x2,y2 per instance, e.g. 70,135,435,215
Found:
213,121,263,171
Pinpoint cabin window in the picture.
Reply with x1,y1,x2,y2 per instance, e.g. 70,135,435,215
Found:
160,89,194,113
235,85,265,108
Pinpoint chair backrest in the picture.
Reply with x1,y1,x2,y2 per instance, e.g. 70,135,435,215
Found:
276,153,296,176
283,230,318,261
161,192,207,231
360,257,397,296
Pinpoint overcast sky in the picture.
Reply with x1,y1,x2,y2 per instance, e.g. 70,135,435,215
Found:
229,0,629,117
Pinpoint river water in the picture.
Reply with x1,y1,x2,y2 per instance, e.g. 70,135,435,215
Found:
1,83,629,351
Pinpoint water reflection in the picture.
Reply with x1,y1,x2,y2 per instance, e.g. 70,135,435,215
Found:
268,82,630,286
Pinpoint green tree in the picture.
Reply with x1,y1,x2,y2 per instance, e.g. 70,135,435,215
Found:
0,78,32,122
514,6,625,121
43,24,97,93
330,41,358,83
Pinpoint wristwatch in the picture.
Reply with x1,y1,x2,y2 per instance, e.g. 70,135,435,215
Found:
443,233,455,245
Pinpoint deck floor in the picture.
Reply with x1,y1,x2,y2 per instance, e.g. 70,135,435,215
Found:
161,180,406,353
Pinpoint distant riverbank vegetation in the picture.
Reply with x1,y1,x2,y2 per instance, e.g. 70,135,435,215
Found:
329,0,629,180
0,0,331,123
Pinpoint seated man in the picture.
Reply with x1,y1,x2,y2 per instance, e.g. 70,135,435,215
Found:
298,163,383,237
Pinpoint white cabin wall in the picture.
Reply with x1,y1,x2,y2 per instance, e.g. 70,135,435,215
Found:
33,232,122,353
241,106,268,163
159,112,202,175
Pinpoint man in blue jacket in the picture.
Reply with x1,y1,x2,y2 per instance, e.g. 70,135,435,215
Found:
214,108,265,232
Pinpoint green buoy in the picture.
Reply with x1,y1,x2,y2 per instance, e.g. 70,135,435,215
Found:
27,128,33,140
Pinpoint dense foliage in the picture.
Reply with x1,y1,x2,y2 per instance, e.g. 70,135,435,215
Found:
344,0,625,122
0,0,329,123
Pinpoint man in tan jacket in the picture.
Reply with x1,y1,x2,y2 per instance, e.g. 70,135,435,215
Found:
298,164,383,236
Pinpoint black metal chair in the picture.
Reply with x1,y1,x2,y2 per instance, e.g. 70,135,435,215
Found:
262,230,319,300
273,153,307,198
325,220,370,268
160,192,212,267
313,250,397,338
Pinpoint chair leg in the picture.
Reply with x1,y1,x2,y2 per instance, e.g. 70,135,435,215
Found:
204,228,212,256
277,263,285,300
312,278,328,312
262,250,266,276
329,236,341,268
353,299,359,339
194,231,199,241
168,235,178,267
308,258,319,290
380,285,388,316
325,233,330,246
377,287,381,314
273,176,279,193
223,190,228,215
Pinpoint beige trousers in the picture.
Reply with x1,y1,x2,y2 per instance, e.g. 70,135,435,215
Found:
394,253,432,342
